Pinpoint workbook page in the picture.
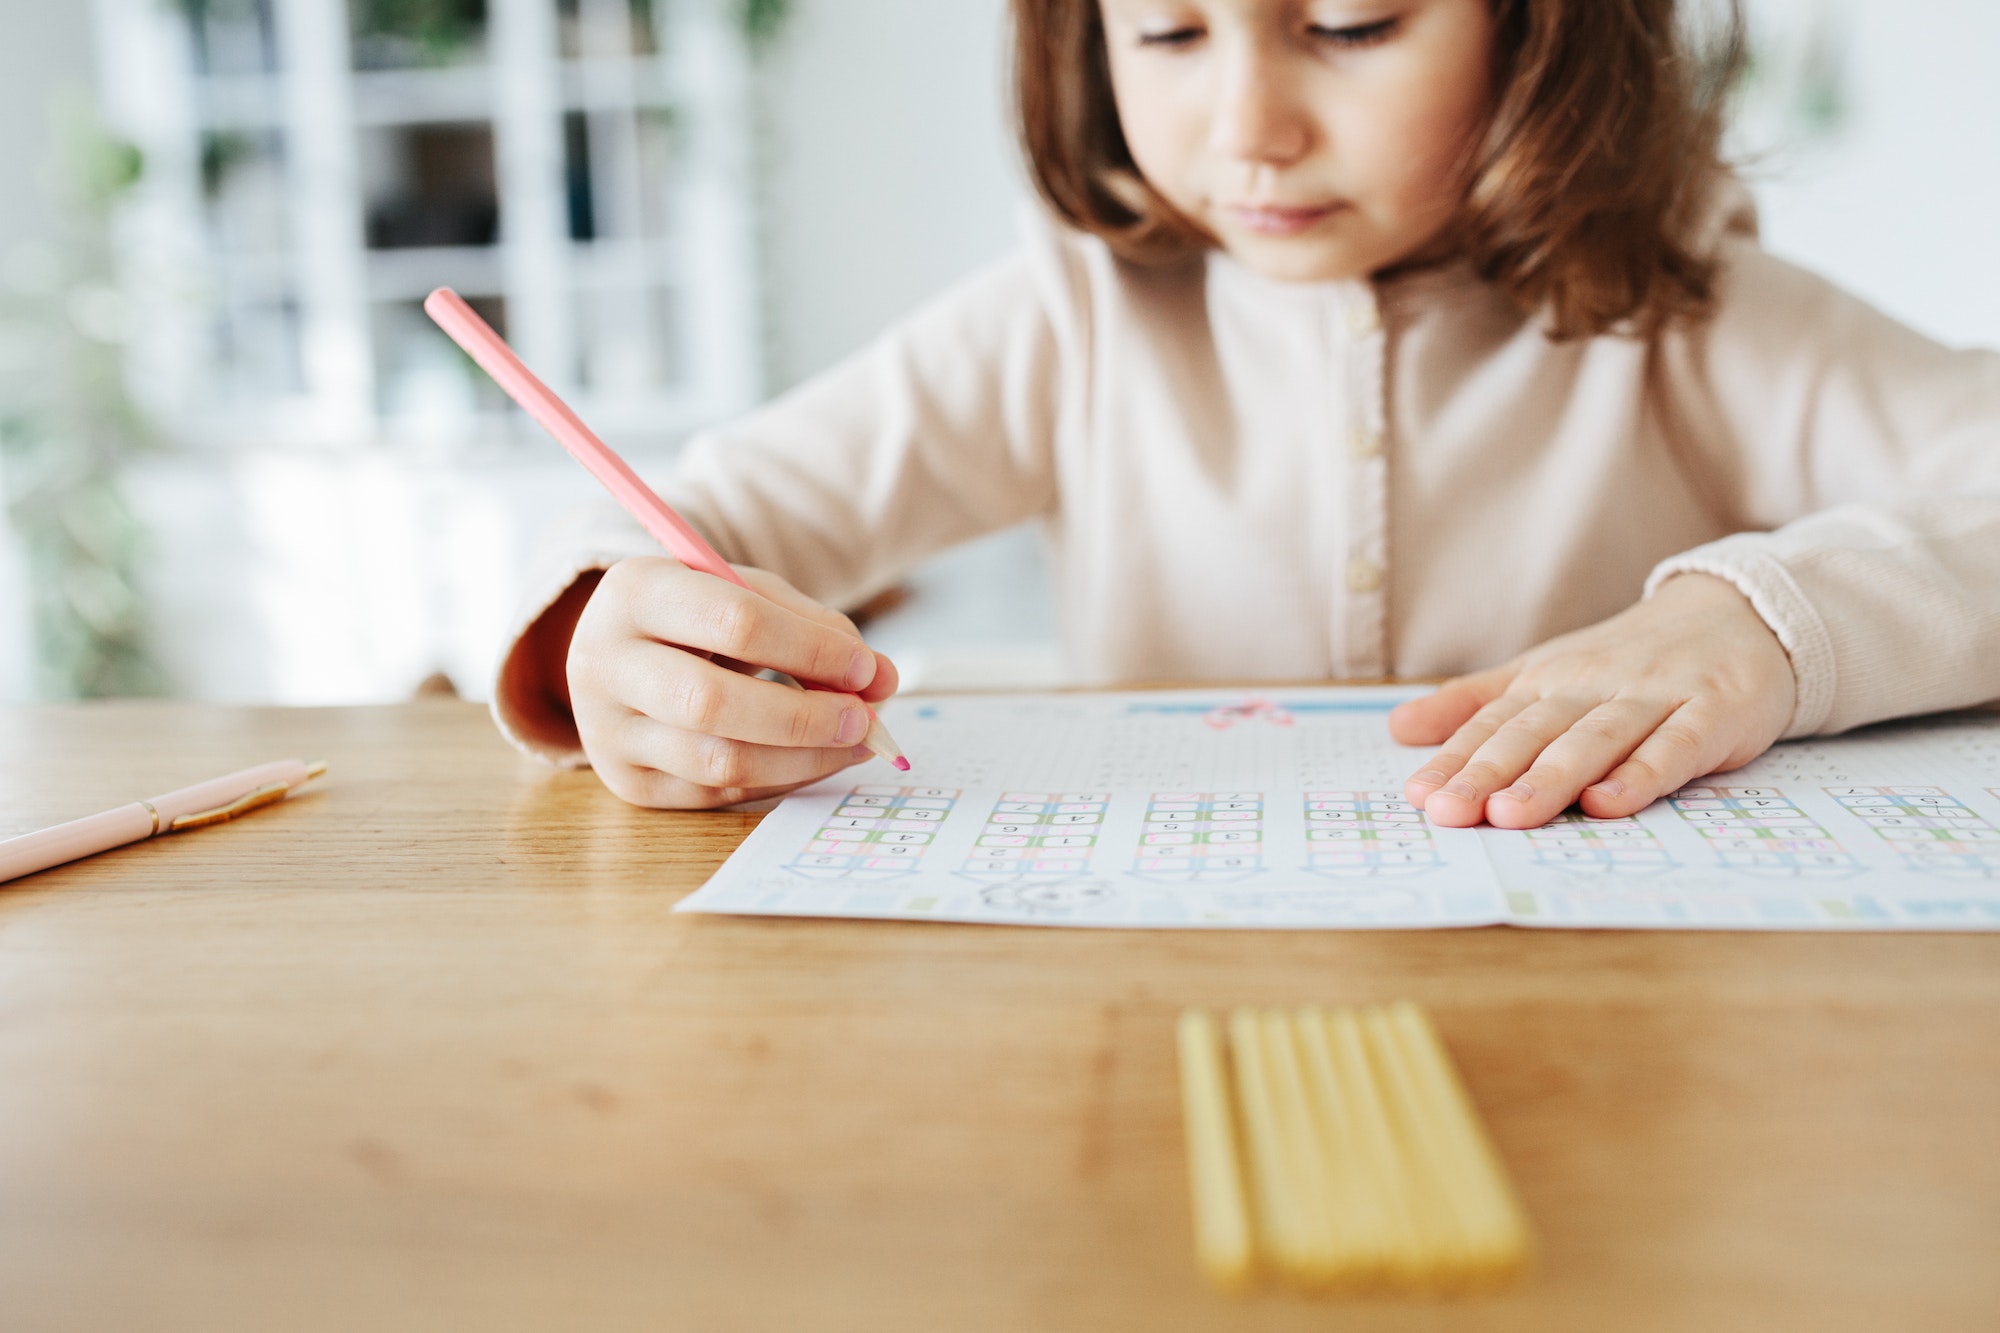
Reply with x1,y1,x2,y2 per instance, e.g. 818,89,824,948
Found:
1486,711,2000,929
678,688,1506,928
676,690,2000,931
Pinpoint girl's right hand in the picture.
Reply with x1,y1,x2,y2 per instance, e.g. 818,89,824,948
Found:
566,555,900,809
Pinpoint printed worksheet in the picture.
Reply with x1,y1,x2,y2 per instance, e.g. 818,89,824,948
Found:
675,688,2000,931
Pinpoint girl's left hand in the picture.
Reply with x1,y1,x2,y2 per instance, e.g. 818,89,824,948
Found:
1390,574,1798,829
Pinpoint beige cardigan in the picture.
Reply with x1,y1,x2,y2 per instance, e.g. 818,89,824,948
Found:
493,188,2000,767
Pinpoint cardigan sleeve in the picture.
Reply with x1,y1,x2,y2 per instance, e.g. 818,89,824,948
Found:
489,219,1077,765
1647,238,2000,737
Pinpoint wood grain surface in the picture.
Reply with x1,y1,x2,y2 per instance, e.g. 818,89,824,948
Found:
1,700,1996,1332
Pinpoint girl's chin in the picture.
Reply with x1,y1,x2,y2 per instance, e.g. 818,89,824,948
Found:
1215,222,1441,285
1216,236,1372,285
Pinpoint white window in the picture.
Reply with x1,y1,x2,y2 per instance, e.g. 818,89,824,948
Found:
85,0,764,703
94,0,761,451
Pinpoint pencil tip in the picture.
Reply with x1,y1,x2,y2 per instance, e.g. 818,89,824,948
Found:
891,757,911,772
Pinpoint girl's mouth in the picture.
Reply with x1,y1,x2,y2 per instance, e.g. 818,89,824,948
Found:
1224,202,1343,236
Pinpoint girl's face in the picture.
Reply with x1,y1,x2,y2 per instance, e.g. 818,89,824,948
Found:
1099,0,1497,282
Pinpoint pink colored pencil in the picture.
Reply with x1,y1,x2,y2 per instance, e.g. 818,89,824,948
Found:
424,286,908,771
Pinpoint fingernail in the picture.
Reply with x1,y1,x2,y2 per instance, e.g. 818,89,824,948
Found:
835,707,867,745
1587,779,1623,798
845,648,876,691
850,745,875,762
1409,769,1446,789
1499,781,1533,801
1440,779,1478,801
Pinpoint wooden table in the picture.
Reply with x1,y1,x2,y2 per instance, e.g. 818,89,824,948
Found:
1,700,1995,1332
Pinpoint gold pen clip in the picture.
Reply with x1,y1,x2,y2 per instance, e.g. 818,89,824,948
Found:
164,761,328,834
167,782,290,833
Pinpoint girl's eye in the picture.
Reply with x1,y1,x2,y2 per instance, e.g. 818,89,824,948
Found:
1135,27,1204,48
1308,18,1399,48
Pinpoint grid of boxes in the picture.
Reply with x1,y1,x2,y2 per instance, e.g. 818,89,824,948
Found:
789,786,959,878
1526,812,1672,875
1303,791,1441,877
1670,785,1862,878
961,792,1110,878
1133,793,1264,879
1828,786,2000,878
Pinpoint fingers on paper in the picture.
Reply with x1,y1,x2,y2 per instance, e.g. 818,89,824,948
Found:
1481,696,1677,829
1408,692,1731,829
1387,668,1511,747
1579,701,1733,820
1399,683,1535,809
1415,693,1596,827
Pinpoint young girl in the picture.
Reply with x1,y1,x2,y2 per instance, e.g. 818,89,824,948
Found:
494,0,2000,829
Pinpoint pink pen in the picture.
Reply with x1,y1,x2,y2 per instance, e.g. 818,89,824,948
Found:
423,287,908,771
0,758,328,884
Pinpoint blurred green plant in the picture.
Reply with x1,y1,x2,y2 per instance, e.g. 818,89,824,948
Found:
350,0,487,64
0,97,165,699
740,0,790,51
168,0,790,61
169,0,791,63
1743,26,1849,138
1731,5,1852,157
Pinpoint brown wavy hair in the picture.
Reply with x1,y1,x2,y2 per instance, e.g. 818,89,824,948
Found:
1012,0,1745,339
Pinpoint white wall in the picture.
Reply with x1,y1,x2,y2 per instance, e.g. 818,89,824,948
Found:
0,7,91,253
754,0,1023,389
747,0,1060,690
1746,0,2000,350
0,3,99,703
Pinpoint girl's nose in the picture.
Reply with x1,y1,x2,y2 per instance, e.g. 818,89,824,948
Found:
1208,45,1312,166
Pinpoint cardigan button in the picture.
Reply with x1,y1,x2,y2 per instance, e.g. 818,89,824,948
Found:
1346,295,1381,338
1348,426,1383,459
1346,556,1383,594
